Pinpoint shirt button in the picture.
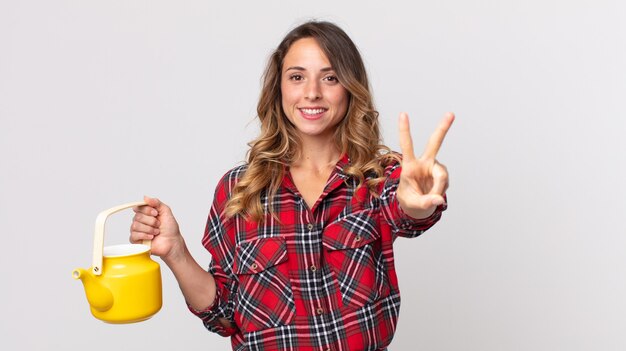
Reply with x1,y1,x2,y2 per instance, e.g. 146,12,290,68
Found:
250,263,258,270
310,265,317,272
316,307,324,315
307,223,314,230
354,235,362,242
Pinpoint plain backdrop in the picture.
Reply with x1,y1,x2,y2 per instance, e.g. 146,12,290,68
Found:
1,0,624,350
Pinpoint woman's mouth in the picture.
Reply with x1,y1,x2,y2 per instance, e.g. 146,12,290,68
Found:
299,108,328,120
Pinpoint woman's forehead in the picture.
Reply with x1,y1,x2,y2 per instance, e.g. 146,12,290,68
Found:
283,38,332,72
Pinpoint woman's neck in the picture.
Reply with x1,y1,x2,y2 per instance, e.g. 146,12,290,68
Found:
292,137,342,172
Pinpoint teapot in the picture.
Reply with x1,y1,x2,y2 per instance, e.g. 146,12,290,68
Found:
73,201,162,323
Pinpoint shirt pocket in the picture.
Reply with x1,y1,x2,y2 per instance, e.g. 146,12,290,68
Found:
322,208,390,309
233,236,295,333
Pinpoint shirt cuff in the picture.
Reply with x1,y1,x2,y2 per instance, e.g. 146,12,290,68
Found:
186,288,238,336
187,292,219,317
390,194,447,232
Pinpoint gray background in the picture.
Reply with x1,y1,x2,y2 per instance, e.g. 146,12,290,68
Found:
1,0,624,350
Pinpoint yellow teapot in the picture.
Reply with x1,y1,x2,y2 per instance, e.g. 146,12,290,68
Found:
73,201,162,323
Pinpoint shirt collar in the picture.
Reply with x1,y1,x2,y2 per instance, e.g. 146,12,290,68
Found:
282,153,351,195
334,153,350,179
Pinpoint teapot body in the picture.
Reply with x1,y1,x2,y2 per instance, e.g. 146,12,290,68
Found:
87,244,162,323
74,201,162,323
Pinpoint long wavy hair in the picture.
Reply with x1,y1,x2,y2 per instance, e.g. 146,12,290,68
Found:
225,21,397,222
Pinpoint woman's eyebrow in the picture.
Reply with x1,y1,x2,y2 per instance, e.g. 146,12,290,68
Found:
284,66,335,72
285,66,305,72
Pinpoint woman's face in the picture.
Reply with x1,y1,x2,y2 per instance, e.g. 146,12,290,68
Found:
281,38,349,142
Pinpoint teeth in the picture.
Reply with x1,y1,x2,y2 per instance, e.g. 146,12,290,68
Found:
301,108,325,115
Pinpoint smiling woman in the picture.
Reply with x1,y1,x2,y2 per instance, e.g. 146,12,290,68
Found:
280,37,349,141
129,20,453,351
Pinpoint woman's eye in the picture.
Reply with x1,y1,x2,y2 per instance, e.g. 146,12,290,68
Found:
290,74,303,81
324,75,339,83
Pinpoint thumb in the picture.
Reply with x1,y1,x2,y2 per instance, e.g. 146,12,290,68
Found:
430,195,446,206
143,195,167,213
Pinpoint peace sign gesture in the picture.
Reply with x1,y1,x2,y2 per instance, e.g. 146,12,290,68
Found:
396,112,455,219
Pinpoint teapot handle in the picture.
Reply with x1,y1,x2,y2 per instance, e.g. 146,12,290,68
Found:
92,201,149,276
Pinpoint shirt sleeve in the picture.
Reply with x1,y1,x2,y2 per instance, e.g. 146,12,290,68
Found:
187,170,241,337
187,260,239,336
379,161,447,239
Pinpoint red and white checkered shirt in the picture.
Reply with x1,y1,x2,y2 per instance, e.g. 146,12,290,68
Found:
190,155,446,351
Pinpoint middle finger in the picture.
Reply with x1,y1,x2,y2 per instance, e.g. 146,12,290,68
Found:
131,220,160,235
133,212,160,227
422,112,454,160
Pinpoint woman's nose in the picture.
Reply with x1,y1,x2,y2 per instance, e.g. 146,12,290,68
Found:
305,81,321,100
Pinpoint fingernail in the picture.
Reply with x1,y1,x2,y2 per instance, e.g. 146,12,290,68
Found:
151,209,158,216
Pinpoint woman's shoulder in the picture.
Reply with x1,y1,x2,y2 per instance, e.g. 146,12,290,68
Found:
380,151,403,177
220,163,249,183
210,163,249,209
212,163,248,193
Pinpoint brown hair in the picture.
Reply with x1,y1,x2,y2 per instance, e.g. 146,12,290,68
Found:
225,21,397,221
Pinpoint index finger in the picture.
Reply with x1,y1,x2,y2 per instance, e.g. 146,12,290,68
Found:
398,112,416,162
423,112,455,160
133,205,158,217
133,196,159,216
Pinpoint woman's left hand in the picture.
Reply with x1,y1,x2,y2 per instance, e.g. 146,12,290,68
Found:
396,112,455,219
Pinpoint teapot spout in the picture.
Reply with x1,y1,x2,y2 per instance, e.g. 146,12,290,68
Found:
72,268,114,312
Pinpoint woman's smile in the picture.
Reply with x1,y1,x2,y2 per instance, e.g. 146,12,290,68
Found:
298,107,328,120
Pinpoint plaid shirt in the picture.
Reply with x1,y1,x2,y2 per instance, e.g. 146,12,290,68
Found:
190,155,445,351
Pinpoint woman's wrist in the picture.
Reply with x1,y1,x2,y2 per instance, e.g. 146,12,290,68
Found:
401,205,436,220
162,235,189,268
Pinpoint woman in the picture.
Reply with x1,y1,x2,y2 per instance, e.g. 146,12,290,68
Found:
130,20,454,351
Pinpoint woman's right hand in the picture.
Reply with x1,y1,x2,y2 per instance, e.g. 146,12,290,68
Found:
130,195,184,261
